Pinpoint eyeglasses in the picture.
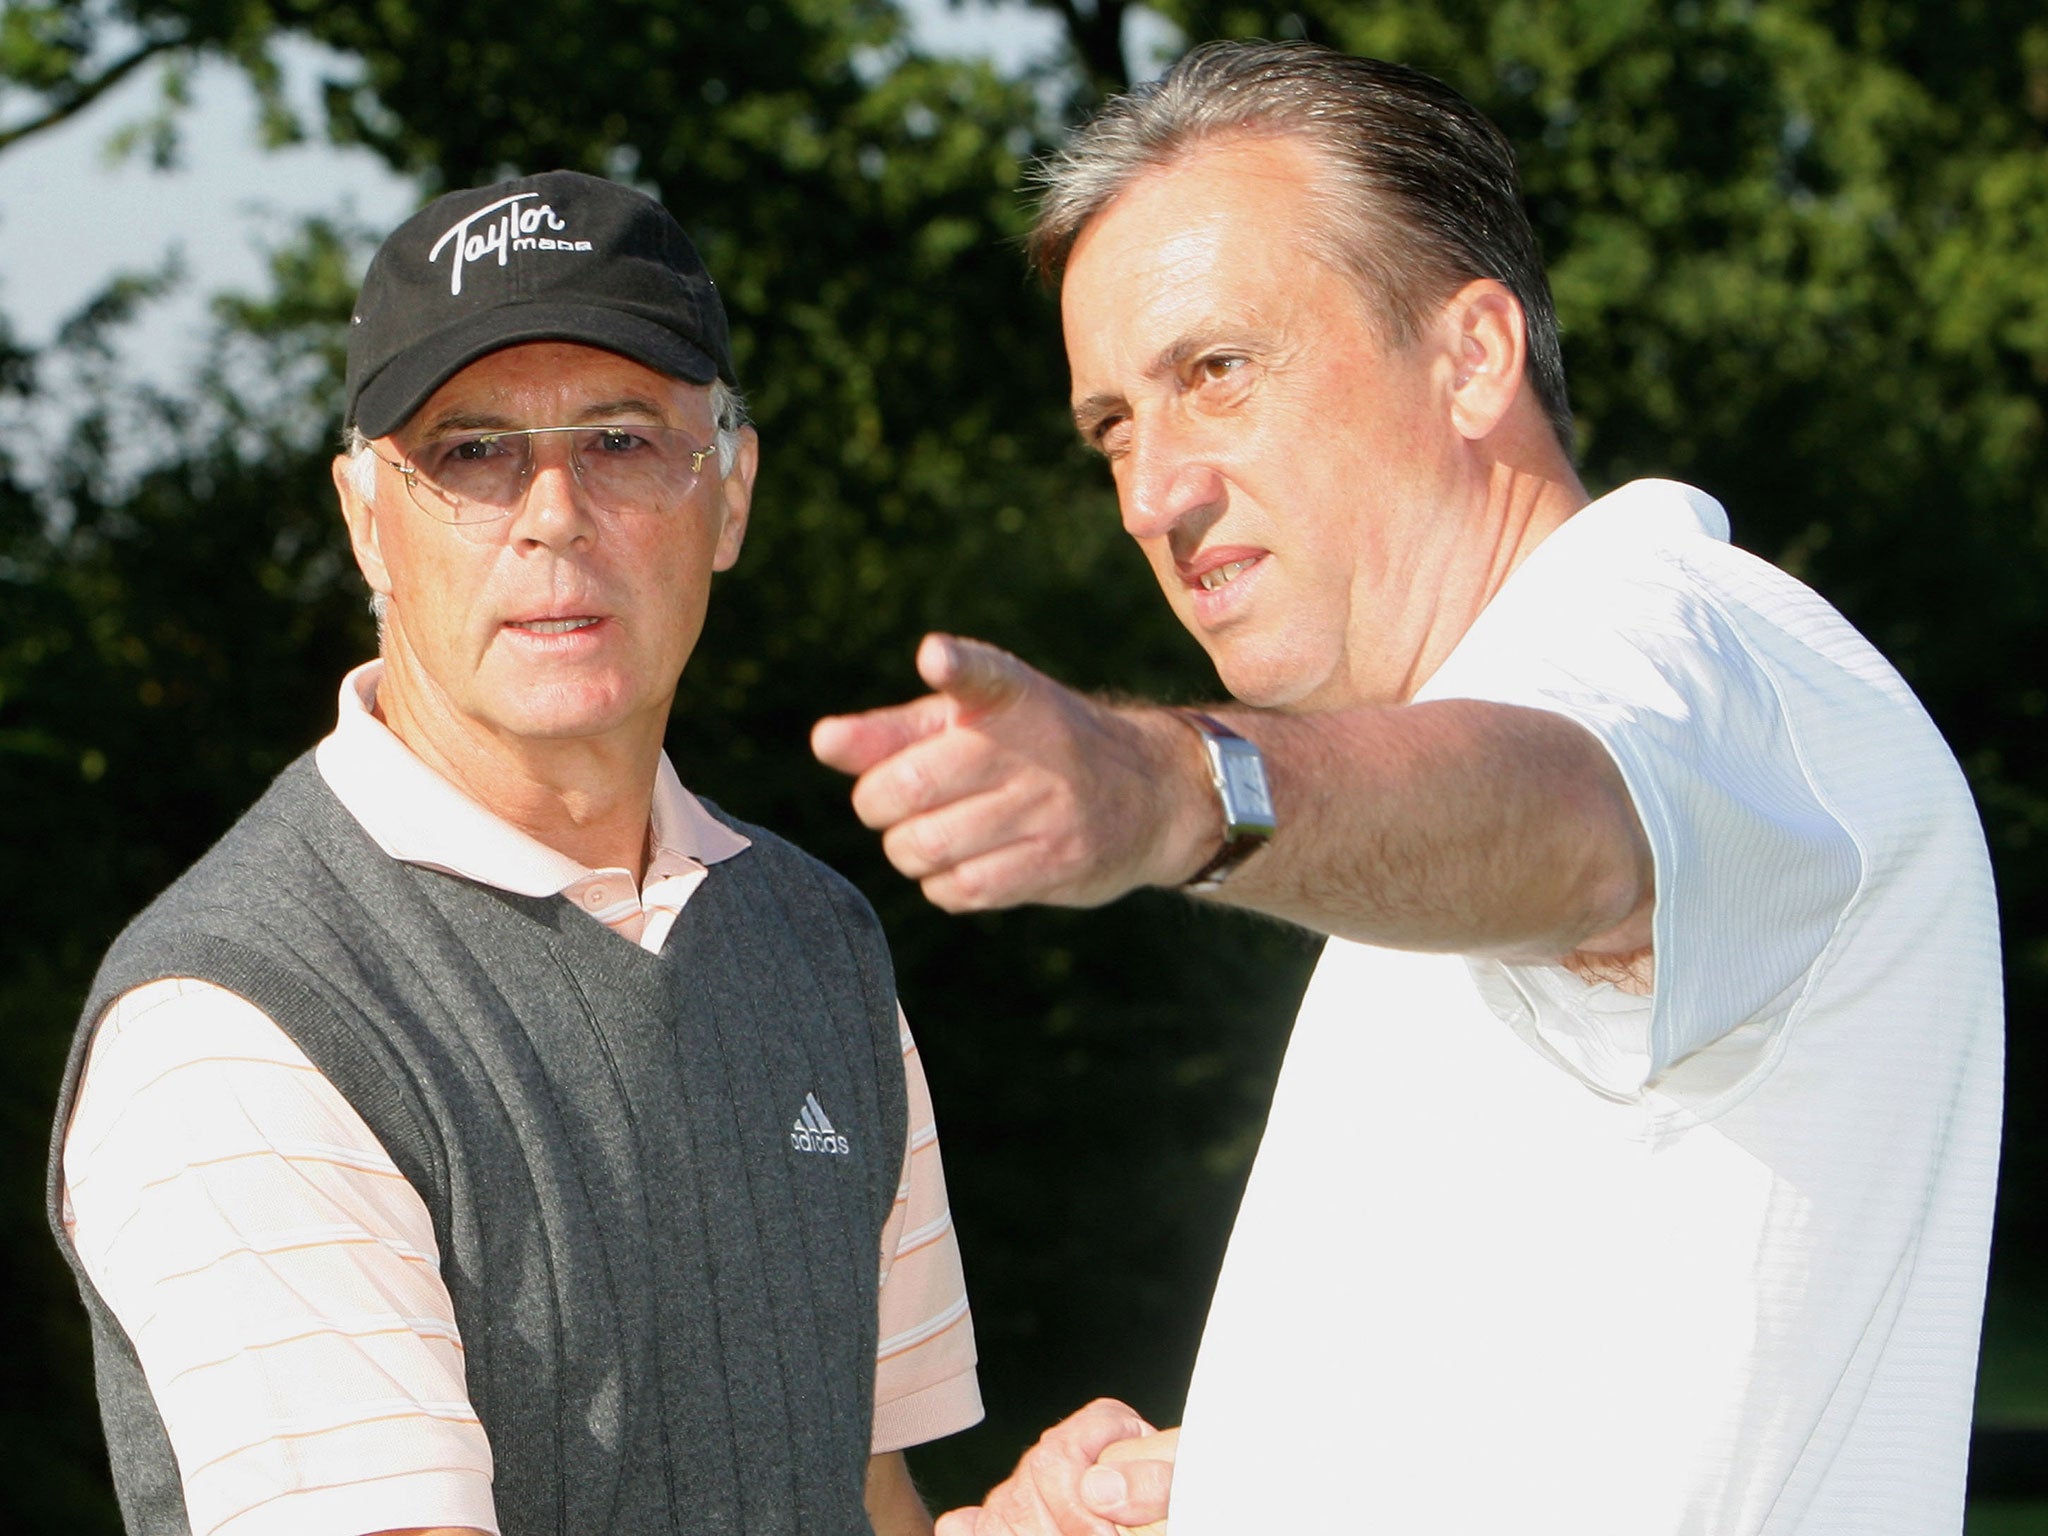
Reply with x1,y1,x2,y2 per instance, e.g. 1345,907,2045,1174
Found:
375,424,718,524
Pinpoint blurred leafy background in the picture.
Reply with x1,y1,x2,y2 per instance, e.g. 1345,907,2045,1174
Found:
1,0,2043,1529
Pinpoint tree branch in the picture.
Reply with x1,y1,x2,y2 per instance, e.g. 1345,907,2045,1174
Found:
0,35,184,156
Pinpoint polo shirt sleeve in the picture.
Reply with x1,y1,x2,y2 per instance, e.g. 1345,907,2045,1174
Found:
60,978,499,1536
1425,545,1862,1096
869,1008,982,1453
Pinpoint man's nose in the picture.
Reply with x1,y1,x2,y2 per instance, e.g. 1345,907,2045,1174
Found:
1117,415,1225,543
507,438,598,546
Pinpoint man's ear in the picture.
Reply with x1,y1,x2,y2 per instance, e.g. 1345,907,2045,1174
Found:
1441,278,1528,442
332,452,393,602
711,425,759,573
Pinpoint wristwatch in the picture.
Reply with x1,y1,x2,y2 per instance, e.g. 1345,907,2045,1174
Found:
1176,710,1276,891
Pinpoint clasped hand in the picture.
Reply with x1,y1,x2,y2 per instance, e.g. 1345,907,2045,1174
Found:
934,1399,1177,1536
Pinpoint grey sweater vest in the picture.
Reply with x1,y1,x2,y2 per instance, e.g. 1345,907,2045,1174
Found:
46,756,907,1535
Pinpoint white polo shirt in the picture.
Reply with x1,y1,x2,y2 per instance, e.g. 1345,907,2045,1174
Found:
1172,481,2002,1535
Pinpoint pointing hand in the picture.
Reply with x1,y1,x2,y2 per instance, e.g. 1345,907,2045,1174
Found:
811,635,1214,912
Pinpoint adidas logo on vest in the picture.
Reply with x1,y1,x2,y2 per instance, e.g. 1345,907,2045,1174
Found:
790,1092,851,1156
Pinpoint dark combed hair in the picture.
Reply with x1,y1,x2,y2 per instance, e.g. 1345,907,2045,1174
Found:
1030,40,1573,452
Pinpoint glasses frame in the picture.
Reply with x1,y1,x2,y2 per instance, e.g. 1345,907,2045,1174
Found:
373,422,718,524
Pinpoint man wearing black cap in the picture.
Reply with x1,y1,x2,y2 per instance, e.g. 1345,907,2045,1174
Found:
48,171,979,1536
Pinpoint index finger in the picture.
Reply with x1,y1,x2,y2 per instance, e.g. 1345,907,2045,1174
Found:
1097,1429,1177,1466
811,691,953,777
1050,1399,1158,1461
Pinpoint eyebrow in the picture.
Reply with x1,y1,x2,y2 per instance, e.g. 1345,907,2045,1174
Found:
414,395,681,438
574,396,677,423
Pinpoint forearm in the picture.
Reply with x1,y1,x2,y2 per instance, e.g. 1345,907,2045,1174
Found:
867,1450,935,1536
814,637,1651,959
1157,699,1653,960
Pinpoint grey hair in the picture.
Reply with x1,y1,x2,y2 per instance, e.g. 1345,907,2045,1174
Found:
705,378,751,476
342,377,750,629
1029,40,1573,454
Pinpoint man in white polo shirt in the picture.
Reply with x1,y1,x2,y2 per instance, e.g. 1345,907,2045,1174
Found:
813,42,2002,1536
51,170,977,1536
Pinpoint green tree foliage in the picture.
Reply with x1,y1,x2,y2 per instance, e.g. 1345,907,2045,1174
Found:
1,0,2042,1527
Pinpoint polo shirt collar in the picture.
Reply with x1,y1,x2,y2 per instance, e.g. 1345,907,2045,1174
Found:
313,659,749,896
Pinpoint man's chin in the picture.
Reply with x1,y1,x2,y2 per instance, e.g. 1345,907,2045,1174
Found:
489,681,657,744
1206,650,1325,713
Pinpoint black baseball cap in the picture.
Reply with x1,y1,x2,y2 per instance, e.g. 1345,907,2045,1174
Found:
344,169,735,438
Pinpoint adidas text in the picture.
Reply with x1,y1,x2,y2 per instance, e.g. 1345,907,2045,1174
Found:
790,1126,852,1156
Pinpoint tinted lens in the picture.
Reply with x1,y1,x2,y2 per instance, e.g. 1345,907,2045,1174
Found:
413,432,527,518
407,425,707,521
574,427,695,515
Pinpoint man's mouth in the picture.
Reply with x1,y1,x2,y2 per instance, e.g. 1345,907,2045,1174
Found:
509,616,602,634
1197,558,1259,593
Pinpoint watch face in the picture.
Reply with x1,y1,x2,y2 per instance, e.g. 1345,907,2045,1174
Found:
1216,739,1276,830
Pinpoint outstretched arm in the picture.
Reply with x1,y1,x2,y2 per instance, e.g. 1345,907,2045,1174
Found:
813,635,1652,967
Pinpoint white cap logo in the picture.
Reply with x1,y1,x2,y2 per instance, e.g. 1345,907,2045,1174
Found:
427,191,595,296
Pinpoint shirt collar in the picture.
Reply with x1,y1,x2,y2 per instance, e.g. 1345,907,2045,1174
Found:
313,659,749,896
